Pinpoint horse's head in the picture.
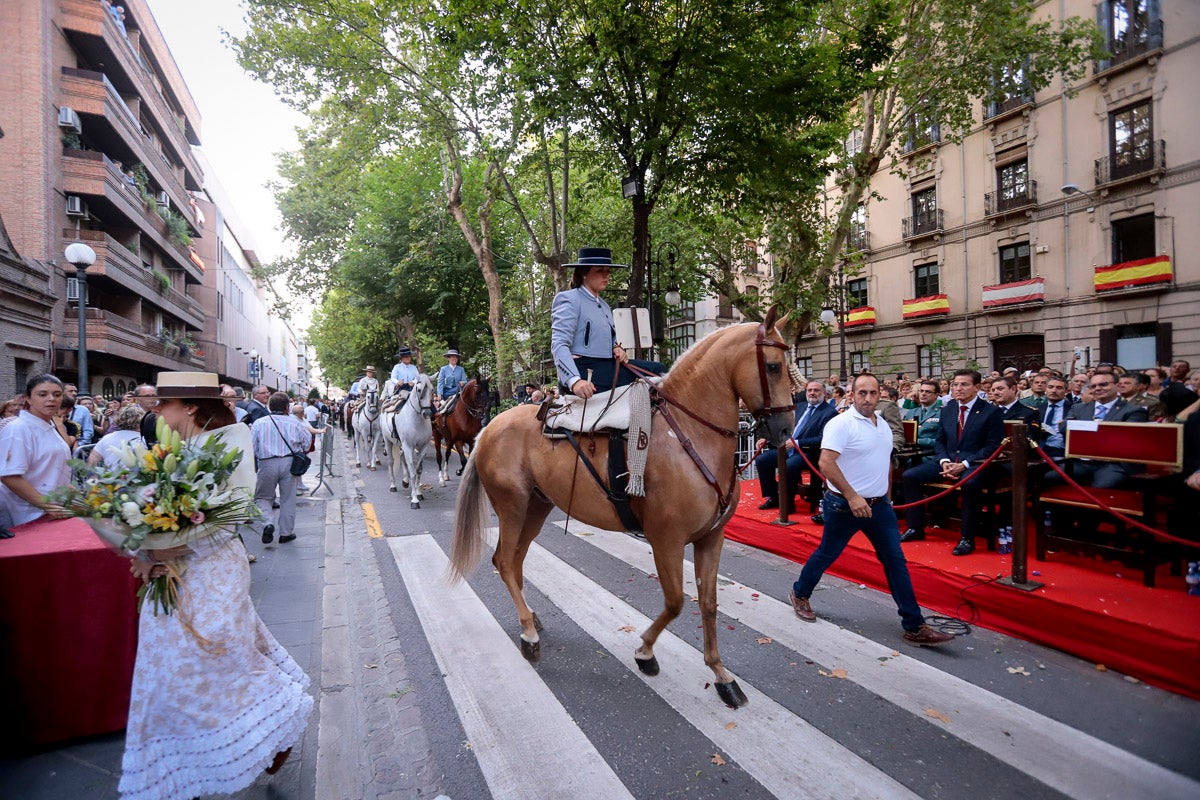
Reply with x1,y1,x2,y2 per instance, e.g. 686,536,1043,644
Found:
366,389,379,413
411,374,435,418
735,305,794,447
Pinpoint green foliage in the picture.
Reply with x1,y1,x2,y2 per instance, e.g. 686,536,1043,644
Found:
307,387,320,400
151,268,170,295
307,287,398,388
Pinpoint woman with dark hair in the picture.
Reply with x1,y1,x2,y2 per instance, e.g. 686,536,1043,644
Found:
0,374,71,530
88,404,146,469
550,247,665,398
118,373,311,799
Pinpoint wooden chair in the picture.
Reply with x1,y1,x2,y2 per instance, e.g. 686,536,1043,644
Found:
1033,421,1182,586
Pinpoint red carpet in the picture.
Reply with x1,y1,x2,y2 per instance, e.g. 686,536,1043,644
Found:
727,482,1200,700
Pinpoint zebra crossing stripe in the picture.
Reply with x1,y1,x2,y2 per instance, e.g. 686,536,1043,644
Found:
562,523,1200,800
387,535,636,800
515,534,921,800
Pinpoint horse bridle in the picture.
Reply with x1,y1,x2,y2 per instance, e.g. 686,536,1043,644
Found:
643,323,791,520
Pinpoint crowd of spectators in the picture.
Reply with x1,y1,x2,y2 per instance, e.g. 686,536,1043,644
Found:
754,358,1200,556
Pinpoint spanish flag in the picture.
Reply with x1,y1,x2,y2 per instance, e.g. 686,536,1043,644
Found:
1094,255,1171,292
901,294,950,320
842,306,876,328
188,248,205,271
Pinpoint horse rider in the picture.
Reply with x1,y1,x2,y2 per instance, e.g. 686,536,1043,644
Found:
356,366,381,405
390,347,419,400
551,246,665,399
436,349,468,413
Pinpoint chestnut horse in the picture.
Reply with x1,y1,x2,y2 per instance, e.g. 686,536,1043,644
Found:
432,378,486,486
450,310,794,708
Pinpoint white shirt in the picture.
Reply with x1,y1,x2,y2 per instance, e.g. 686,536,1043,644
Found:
0,410,73,526
820,404,893,498
1093,398,1118,419
304,404,320,425
93,429,141,470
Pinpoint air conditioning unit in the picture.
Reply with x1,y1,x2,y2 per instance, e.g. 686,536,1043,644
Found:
66,276,82,302
58,107,82,134
65,195,87,217
156,191,170,208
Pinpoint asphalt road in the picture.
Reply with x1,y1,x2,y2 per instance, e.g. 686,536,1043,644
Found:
346,431,1200,800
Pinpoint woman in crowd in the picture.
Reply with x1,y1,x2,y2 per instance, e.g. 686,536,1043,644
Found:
289,401,325,494
1144,367,1166,397
0,375,72,530
118,372,311,800
550,247,664,398
831,385,850,412
88,404,145,470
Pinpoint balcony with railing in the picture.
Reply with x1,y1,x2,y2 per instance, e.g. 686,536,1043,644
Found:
1096,18,1163,75
985,91,1033,123
63,229,205,328
902,209,943,240
1095,140,1166,188
61,149,202,281
59,0,203,189
984,180,1038,217
846,225,871,253
60,67,197,231
63,307,205,371
900,125,940,156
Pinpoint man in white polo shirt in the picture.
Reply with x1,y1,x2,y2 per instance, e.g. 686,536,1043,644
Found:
787,373,954,647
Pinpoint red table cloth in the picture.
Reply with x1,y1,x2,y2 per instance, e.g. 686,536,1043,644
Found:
0,517,138,751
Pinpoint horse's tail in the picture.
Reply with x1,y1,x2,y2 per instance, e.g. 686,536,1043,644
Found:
448,453,489,583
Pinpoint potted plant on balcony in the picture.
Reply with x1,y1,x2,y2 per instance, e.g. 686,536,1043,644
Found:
176,333,198,359
151,268,170,295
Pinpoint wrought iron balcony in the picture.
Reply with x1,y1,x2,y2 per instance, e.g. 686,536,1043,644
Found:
984,180,1038,217
901,125,940,155
902,209,943,239
985,91,1032,121
1095,140,1166,186
1097,18,1164,73
847,225,870,253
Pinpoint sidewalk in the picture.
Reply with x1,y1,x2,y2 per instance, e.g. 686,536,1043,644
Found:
0,481,333,799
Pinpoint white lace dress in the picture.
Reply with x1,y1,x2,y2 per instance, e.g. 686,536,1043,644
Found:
118,423,313,800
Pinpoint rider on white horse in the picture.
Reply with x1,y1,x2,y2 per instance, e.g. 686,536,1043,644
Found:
390,348,419,400
356,366,381,400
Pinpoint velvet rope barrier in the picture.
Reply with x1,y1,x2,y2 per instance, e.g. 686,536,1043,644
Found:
788,437,1010,511
1033,442,1200,548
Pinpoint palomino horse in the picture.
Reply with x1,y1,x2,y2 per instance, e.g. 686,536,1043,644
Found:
450,310,794,708
432,377,487,486
352,388,383,470
381,375,435,507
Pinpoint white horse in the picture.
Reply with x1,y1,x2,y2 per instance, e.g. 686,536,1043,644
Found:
381,374,434,508
352,387,383,470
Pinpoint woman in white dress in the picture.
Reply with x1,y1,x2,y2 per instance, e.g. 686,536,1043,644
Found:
118,372,312,800
88,404,145,470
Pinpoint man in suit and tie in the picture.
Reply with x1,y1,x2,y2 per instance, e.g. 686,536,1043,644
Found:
754,381,836,513
992,376,1041,427
900,369,1005,555
242,384,272,426
1060,372,1148,488
1040,377,1071,459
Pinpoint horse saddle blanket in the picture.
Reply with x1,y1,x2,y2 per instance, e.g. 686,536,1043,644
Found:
381,390,410,413
544,380,653,497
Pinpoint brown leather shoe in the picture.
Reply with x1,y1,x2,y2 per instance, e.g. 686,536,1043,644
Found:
903,625,955,647
788,590,817,622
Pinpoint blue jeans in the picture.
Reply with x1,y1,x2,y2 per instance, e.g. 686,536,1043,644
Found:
793,491,926,632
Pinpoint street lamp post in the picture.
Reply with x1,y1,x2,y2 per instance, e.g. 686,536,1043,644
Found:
248,348,262,385
819,263,848,383
65,242,96,394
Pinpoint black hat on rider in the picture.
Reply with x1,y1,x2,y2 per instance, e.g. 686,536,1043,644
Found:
394,347,412,360
567,247,628,289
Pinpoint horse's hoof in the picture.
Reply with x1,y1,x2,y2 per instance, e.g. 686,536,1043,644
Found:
410,501,420,509
520,638,540,662
715,680,748,709
354,462,361,468
455,468,465,476
389,486,397,492
532,612,543,632
402,480,409,488
417,493,424,500
368,466,376,471
634,655,660,676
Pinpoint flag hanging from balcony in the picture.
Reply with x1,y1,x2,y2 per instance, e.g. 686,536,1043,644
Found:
1094,255,1172,292
841,306,876,328
901,294,950,320
982,277,1046,308
188,248,205,271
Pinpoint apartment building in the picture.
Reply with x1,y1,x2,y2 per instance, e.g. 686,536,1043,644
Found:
0,0,314,398
796,0,1199,379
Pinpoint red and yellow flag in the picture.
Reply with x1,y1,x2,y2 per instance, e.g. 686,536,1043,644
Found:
1094,255,1171,292
901,294,950,320
842,306,876,328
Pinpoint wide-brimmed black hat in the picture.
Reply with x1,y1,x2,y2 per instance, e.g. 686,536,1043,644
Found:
444,349,461,358
394,347,412,359
564,247,628,270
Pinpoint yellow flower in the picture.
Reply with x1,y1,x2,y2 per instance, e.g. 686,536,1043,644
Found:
142,452,158,471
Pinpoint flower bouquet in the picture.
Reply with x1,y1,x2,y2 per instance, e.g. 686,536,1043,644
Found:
47,416,259,615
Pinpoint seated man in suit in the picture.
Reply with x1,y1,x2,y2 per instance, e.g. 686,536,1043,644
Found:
1060,372,1148,488
754,380,836,513
1039,376,1071,460
991,376,1041,427
900,369,1005,555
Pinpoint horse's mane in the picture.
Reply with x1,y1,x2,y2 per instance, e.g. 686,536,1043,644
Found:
667,321,765,376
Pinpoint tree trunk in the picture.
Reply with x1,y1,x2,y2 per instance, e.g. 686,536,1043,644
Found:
444,152,510,396
626,196,653,308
